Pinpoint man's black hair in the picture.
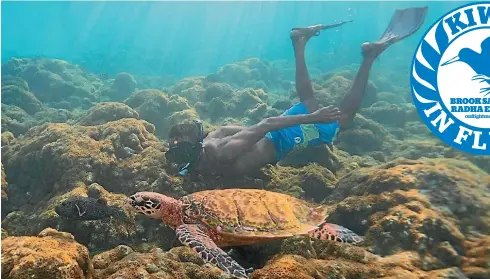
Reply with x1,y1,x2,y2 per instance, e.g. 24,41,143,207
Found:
168,121,200,144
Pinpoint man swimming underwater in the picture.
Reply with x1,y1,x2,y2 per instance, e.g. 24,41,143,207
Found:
165,7,428,177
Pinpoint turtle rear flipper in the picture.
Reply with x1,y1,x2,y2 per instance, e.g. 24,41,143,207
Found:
309,222,363,245
176,224,248,279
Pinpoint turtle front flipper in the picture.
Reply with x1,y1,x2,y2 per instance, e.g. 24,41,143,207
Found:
176,224,248,279
309,222,363,244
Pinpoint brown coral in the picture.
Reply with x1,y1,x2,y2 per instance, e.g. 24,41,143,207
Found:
93,246,233,279
76,102,139,126
1,228,93,279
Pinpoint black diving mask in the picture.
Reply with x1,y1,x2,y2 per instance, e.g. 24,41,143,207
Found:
165,119,204,175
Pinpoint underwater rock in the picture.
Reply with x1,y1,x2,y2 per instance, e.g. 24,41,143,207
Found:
1,84,43,114
165,109,200,131
1,104,33,136
335,114,394,156
34,107,77,124
93,246,232,279
360,101,407,127
1,118,167,214
263,163,337,202
461,235,490,278
125,89,197,138
1,227,93,279
76,102,139,126
376,91,407,104
167,94,191,112
229,88,267,117
2,163,8,216
203,98,228,121
177,84,206,105
92,245,134,269
272,99,293,111
246,103,268,123
337,128,382,154
0,118,195,251
308,74,377,110
203,82,234,102
113,72,137,98
216,58,272,88
134,75,176,90
1,131,15,146
99,72,137,102
2,58,100,104
43,183,134,252
2,75,30,91
172,77,205,94
251,235,477,278
325,158,489,263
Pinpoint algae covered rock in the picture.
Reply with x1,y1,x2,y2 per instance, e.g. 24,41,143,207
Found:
3,57,100,104
264,163,337,202
1,104,33,136
325,158,489,261
2,163,8,209
1,228,93,279
1,84,43,114
203,82,234,101
361,101,407,127
335,114,394,155
97,72,137,101
35,183,134,252
216,58,273,87
76,102,139,125
1,118,165,213
1,131,15,146
2,75,30,91
112,72,137,99
93,246,233,279
462,236,490,278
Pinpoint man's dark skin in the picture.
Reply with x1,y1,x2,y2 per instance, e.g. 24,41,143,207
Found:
171,25,399,177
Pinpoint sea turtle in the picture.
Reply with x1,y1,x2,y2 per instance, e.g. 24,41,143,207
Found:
124,189,363,278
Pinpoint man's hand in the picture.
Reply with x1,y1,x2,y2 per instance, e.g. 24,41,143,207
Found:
311,106,341,123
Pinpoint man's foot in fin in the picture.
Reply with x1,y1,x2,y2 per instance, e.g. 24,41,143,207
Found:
290,24,326,45
362,6,428,60
361,34,399,60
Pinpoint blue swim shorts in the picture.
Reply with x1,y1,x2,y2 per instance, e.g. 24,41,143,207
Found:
264,102,339,161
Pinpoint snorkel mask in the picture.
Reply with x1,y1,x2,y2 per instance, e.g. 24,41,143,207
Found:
165,119,204,176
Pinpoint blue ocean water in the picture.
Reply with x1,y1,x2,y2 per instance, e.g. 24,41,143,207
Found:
1,1,469,79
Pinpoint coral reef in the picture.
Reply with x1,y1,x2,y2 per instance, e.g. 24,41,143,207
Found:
1,118,165,214
2,57,102,105
100,72,137,101
323,158,489,275
93,246,232,279
2,55,489,279
76,102,139,126
1,228,93,279
124,88,199,137
1,84,43,114
1,132,15,146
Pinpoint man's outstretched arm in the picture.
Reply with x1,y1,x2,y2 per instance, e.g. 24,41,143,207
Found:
214,106,340,162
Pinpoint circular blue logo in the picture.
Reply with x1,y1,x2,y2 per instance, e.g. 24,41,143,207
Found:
411,2,490,155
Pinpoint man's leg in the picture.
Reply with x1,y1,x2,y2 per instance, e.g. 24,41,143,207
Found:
338,7,429,128
290,27,321,113
289,22,352,114
338,41,394,128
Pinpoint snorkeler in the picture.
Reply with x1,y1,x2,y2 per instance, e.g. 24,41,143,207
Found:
165,7,428,177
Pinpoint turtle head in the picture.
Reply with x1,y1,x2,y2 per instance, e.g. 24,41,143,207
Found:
125,192,182,228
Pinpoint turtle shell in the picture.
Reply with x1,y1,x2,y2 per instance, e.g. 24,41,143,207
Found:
180,189,326,244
